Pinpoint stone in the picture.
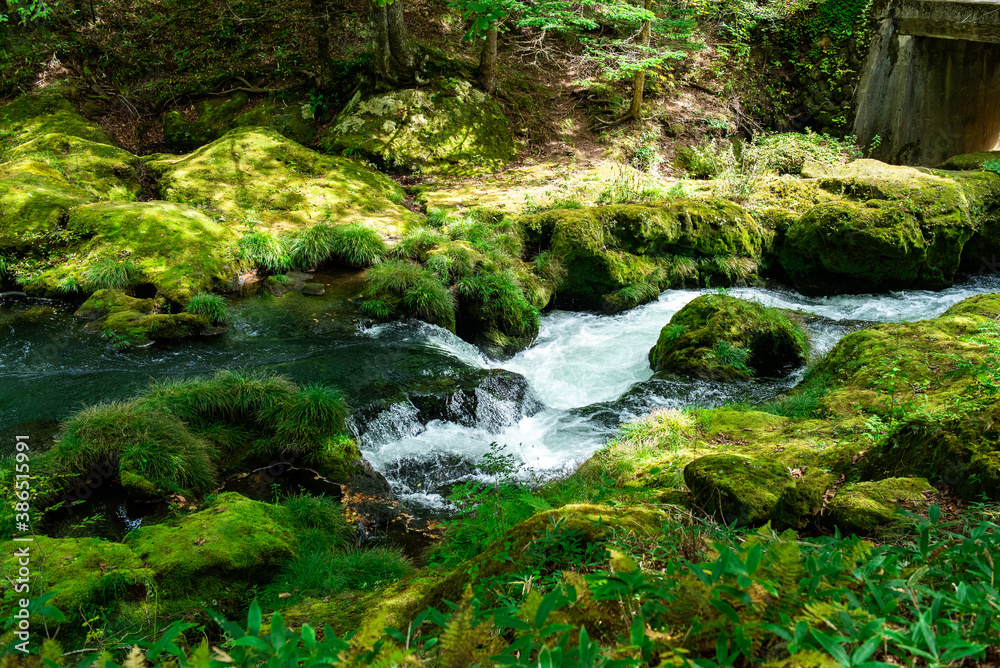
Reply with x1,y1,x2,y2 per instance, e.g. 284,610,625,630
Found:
683,454,794,526
161,94,317,150
301,282,326,296
648,294,809,381
779,160,978,294
825,477,934,535
320,79,516,175
519,198,769,310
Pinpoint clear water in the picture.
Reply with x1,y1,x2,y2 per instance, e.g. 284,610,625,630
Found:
4,274,1000,509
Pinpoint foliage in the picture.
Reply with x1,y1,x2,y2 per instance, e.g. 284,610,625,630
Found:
238,231,293,274
290,223,387,270
184,292,229,324
82,256,142,292
982,158,1000,176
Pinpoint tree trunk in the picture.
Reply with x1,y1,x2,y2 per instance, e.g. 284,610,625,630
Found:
477,21,498,94
625,0,654,121
370,0,414,86
312,0,333,85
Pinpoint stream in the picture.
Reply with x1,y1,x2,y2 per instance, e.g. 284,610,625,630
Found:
4,273,1000,516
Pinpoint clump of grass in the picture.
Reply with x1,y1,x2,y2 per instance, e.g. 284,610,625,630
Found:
709,340,753,375
284,493,350,536
404,272,456,330
367,259,424,294
426,241,478,283
387,190,405,205
50,401,217,495
184,293,229,324
83,256,142,291
0,256,12,279
590,408,695,485
239,230,292,273
290,223,387,269
425,207,451,228
394,227,449,261
262,383,349,453
458,269,537,338
760,386,825,418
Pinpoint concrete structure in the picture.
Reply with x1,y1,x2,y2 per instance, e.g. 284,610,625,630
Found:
854,0,1000,166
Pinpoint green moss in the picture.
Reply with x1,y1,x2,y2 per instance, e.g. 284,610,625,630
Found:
3,133,142,201
854,400,1000,501
0,93,114,150
124,493,297,604
769,478,828,531
938,151,1000,171
779,160,978,294
320,80,516,176
825,477,933,535
648,294,809,380
518,198,768,309
683,454,793,527
0,159,96,255
149,127,413,237
54,201,238,303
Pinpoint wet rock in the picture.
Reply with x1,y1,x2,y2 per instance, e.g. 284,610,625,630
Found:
518,199,769,311
302,282,326,296
353,368,543,442
648,294,810,381
320,78,515,175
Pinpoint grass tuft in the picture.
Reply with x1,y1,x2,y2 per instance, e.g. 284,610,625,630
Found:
239,231,293,273
83,257,142,291
290,223,387,269
184,293,229,324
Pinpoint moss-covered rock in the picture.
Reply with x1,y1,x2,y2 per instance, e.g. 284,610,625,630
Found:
162,93,317,150
519,199,768,310
281,503,669,633
33,201,239,303
0,93,115,149
149,127,412,236
124,493,296,605
648,294,809,380
853,400,1000,501
769,478,826,531
0,159,97,255
825,477,933,535
320,79,516,175
683,454,793,526
801,293,1000,417
0,535,142,626
3,133,142,201
75,289,156,320
779,160,978,294
938,151,1000,171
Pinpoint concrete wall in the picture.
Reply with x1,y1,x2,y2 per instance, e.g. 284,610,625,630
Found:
854,0,1000,166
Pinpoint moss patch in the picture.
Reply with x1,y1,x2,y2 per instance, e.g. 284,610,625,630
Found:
648,293,809,380
824,477,933,535
149,127,413,237
683,453,793,526
779,160,978,294
320,79,515,176
518,199,768,309
0,93,115,150
162,93,317,150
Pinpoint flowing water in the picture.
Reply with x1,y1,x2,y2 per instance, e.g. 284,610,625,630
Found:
4,274,1000,513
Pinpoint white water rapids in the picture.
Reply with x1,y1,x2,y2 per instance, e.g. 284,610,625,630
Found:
359,276,1000,508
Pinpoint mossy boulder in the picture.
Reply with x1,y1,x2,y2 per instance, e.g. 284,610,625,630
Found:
162,93,317,150
825,478,933,535
779,160,979,294
519,199,768,310
0,535,141,626
149,127,412,236
3,133,142,201
769,478,827,531
853,400,1000,501
683,454,793,526
648,294,809,380
320,79,516,175
802,293,1000,417
76,289,216,346
27,201,240,302
0,159,96,255
0,93,115,148
938,151,1000,171
76,289,156,320
123,493,297,605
